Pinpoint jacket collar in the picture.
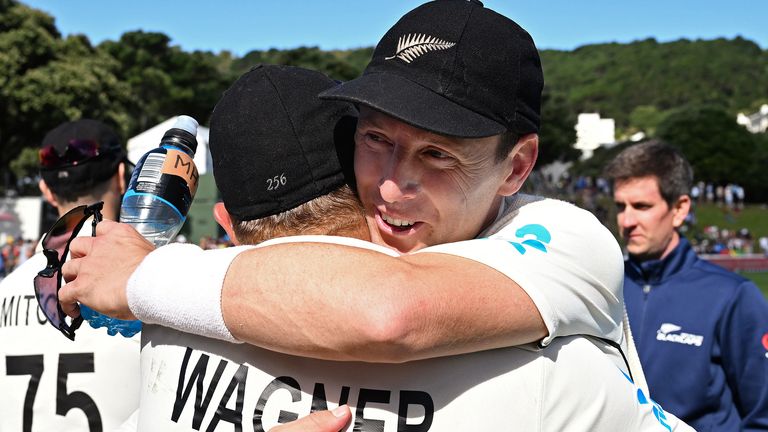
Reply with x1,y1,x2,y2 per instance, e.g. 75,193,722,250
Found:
625,236,697,284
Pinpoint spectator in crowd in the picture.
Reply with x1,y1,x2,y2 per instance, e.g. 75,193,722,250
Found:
692,225,759,256
604,139,768,431
1,237,16,274
760,236,768,256
724,183,734,209
16,238,34,267
689,182,700,205
705,182,714,203
0,119,140,430
734,183,745,210
716,184,724,206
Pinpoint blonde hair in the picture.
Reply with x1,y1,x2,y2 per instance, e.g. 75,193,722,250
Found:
232,184,369,244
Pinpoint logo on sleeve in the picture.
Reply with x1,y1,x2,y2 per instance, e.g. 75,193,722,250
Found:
656,323,703,347
619,369,672,432
762,333,768,358
507,224,551,255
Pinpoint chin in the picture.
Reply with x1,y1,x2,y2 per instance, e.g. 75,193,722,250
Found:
627,245,648,258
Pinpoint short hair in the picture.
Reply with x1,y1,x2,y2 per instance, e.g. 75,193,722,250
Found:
495,130,520,162
46,173,117,203
231,184,368,245
603,140,693,205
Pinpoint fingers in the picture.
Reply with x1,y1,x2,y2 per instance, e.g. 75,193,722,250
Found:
59,276,80,319
62,250,81,282
68,220,122,259
57,219,151,321
60,292,80,319
67,235,94,259
94,219,121,236
269,406,351,432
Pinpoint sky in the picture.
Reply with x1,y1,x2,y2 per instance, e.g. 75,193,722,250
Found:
20,0,768,55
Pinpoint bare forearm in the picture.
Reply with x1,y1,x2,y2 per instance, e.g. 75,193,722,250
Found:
221,243,546,362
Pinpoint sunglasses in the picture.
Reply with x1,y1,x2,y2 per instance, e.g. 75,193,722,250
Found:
34,202,103,341
39,139,102,168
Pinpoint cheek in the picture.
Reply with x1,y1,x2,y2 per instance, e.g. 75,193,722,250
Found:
426,173,492,218
354,150,380,188
422,171,469,202
616,214,627,233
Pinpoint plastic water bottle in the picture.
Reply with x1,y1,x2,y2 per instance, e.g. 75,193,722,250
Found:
120,115,200,247
80,305,143,337
80,115,200,337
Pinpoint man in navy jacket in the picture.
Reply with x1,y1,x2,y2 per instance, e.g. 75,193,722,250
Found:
604,140,768,431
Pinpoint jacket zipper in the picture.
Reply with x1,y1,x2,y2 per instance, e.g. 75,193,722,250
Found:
638,283,652,344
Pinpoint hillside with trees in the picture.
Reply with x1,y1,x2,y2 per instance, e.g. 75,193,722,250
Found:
1,0,767,199
540,37,768,131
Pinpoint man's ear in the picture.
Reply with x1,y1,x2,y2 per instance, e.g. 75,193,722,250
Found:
497,133,538,196
671,194,691,228
213,202,240,246
38,179,60,208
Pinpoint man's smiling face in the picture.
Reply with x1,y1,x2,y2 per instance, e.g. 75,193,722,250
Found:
353,107,516,253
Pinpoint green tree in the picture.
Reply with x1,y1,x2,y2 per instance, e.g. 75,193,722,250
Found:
540,37,768,128
537,88,579,165
628,105,667,137
9,146,37,194
98,31,232,134
0,0,60,169
656,104,766,200
0,1,132,187
232,46,363,82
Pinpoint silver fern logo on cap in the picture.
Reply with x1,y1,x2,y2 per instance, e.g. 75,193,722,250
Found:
385,33,456,63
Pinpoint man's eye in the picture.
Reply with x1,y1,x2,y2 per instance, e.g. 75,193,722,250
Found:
365,133,388,145
425,149,449,159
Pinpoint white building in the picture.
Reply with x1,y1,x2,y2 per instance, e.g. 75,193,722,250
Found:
574,113,615,159
737,104,768,133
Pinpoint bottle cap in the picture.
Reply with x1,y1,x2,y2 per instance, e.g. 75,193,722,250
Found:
174,115,199,136
162,115,199,154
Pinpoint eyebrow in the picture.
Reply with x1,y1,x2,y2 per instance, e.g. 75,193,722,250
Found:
357,111,478,154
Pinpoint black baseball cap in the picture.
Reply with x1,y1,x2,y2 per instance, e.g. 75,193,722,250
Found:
209,64,357,221
320,0,543,138
39,119,127,188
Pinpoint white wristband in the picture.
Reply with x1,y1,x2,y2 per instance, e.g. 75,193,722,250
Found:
126,243,256,343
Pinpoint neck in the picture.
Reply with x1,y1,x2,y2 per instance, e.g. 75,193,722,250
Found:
660,231,681,260
57,194,120,221
630,231,681,263
481,195,505,231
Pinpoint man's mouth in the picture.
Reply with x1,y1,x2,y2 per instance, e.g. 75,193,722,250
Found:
381,213,415,228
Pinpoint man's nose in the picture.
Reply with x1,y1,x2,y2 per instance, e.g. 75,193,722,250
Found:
619,208,636,228
378,155,419,203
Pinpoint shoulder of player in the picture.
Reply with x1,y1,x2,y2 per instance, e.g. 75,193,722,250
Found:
494,195,618,248
259,235,400,256
508,195,601,223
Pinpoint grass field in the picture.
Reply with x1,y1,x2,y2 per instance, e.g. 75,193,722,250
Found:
692,203,768,239
691,203,768,298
